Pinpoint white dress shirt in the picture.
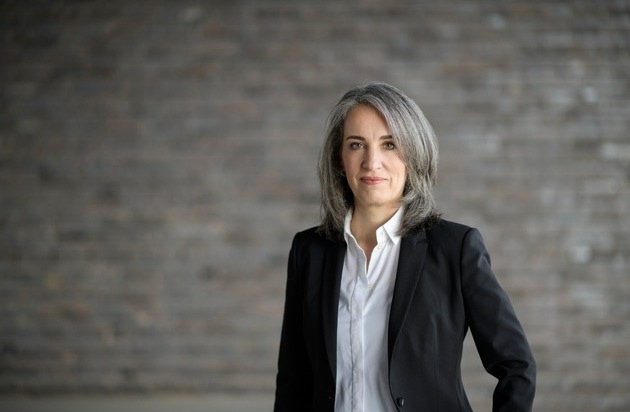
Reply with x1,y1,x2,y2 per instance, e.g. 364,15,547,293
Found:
335,207,403,412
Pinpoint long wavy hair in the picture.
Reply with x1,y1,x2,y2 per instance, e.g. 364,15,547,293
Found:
317,82,441,240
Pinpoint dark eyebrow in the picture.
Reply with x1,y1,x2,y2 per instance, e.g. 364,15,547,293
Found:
344,135,393,141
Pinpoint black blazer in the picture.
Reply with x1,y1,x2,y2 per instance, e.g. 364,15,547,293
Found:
274,219,536,412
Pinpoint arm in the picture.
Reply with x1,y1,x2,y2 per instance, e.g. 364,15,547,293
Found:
274,235,313,411
460,228,536,412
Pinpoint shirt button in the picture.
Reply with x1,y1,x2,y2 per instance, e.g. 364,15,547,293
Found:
368,283,373,290
397,397,405,407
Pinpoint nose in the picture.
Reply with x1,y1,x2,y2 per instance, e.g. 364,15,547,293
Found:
362,147,382,170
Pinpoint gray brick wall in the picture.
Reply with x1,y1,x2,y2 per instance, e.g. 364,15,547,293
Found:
1,1,629,410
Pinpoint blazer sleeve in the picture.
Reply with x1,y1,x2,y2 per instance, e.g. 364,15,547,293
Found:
274,234,313,411
460,228,536,412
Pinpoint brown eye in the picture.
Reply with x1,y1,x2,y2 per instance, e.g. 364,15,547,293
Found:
383,142,396,150
349,142,363,150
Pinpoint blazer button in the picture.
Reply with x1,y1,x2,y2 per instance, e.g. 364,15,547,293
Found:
397,397,405,407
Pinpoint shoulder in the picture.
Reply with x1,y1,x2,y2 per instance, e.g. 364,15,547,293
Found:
422,218,487,255
288,227,343,275
425,218,476,240
293,226,326,244
291,226,340,252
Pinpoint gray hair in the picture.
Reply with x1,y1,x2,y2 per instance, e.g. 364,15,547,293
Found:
317,82,441,240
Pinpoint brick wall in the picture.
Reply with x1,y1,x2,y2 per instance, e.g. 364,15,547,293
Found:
1,1,629,410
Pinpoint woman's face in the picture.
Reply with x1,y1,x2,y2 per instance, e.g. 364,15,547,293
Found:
341,104,407,212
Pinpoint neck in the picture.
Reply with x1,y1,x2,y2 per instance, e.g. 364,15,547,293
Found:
350,204,400,245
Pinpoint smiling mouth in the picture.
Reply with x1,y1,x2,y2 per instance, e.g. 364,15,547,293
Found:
360,177,386,185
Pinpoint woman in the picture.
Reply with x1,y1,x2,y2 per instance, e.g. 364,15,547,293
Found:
274,82,536,412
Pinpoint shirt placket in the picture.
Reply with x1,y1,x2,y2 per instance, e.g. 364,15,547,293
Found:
367,228,386,291
349,243,367,412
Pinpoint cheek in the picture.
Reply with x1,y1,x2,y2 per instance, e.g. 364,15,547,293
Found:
341,151,357,172
394,160,407,180
395,166,407,191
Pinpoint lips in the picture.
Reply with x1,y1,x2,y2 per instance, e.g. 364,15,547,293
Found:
360,176,386,185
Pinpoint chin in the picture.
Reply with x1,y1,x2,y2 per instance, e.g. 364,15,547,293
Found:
359,199,398,209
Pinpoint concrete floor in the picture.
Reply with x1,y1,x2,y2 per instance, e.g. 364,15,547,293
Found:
0,394,274,412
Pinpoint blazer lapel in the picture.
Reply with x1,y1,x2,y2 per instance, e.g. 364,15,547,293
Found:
322,240,346,378
388,231,428,362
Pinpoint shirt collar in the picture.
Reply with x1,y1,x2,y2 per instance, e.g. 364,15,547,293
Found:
344,207,404,246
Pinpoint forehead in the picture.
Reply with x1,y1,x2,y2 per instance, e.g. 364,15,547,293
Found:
343,104,390,134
